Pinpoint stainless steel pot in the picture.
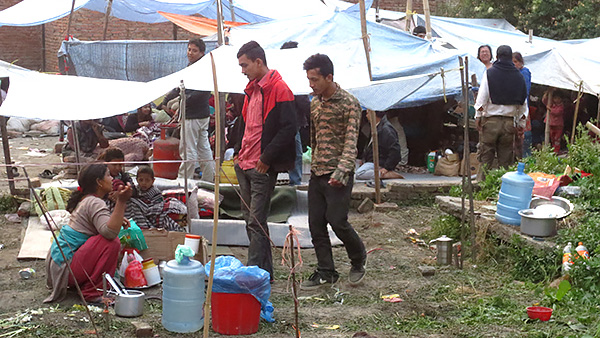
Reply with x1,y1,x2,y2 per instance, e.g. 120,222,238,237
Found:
518,209,557,237
115,290,145,317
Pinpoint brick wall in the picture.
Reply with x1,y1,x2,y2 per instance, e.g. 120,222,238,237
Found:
0,0,43,71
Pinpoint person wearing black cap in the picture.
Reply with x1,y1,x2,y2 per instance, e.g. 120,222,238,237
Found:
412,26,427,39
474,45,528,170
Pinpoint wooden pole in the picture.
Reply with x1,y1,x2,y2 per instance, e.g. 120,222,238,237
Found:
458,56,467,268
289,225,300,338
172,23,178,40
204,52,222,338
422,0,432,40
465,56,475,263
102,0,113,40
229,0,236,22
216,0,225,46
528,29,533,43
405,0,413,32
570,81,584,144
65,0,77,39
359,0,373,80
596,95,600,127
179,81,189,226
544,90,553,146
368,109,381,204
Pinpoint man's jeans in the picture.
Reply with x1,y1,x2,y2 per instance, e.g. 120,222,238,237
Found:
234,165,277,280
308,173,366,279
288,132,303,185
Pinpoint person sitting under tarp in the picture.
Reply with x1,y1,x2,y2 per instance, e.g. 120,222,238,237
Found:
44,163,132,303
356,111,404,180
124,103,154,132
62,119,109,160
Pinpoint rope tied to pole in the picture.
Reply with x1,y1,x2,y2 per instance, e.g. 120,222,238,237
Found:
440,67,447,103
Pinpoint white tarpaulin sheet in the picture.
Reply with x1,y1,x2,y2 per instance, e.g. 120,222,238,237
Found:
0,44,371,120
420,14,600,95
0,0,90,27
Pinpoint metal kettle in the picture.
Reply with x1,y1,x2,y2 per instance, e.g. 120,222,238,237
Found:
429,235,453,265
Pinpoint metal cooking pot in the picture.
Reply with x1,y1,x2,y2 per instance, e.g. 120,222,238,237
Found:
115,290,145,317
518,209,557,237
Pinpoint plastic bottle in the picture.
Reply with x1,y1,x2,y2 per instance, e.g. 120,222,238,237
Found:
495,162,535,226
162,257,205,333
562,242,573,274
575,242,590,259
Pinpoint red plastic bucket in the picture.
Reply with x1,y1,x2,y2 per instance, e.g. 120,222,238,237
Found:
211,293,260,335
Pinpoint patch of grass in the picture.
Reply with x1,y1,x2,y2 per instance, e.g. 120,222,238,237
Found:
0,194,17,213
422,214,464,242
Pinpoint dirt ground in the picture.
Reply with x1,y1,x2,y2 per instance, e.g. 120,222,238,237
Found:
0,135,518,337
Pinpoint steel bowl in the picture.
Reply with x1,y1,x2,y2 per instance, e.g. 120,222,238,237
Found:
518,209,557,237
529,196,573,220
115,290,145,317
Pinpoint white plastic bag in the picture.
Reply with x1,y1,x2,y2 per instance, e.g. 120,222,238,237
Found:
40,210,71,231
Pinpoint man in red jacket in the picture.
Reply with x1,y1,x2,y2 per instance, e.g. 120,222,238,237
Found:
234,41,297,282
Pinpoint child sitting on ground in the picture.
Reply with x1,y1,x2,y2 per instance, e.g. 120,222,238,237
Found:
130,166,186,231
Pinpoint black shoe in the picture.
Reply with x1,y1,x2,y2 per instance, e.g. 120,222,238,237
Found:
301,271,338,290
348,264,366,285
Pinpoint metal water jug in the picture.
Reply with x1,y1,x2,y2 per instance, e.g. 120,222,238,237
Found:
429,235,453,265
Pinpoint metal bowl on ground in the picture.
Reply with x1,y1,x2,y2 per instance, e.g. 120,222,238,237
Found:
115,290,145,317
518,209,557,237
529,196,574,220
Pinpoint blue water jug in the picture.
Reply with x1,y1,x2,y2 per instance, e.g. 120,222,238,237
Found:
495,162,534,225
162,257,205,333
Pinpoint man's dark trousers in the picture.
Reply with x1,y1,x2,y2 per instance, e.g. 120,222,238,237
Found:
235,166,278,280
308,173,366,279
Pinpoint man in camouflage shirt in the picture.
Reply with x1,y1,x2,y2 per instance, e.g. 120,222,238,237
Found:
301,53,367,290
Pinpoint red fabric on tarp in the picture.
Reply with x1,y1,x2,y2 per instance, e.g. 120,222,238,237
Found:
158,11,247,36
68,234,120,301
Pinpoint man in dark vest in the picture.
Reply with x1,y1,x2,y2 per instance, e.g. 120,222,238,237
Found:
474,45,528,170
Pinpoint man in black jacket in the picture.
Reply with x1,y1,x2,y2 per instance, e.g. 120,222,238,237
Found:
160,38,215,182
356,111,404,180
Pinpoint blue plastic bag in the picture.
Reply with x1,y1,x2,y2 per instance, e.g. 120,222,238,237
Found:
205,256,274,322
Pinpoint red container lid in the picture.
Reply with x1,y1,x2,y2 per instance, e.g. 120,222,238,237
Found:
185,234,201,239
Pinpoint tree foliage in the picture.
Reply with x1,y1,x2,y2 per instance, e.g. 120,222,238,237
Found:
437,0,600,40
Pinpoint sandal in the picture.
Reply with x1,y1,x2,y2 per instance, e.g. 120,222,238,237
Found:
39,169,55,179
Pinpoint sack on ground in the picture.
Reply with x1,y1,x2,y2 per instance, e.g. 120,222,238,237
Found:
434,154,460,176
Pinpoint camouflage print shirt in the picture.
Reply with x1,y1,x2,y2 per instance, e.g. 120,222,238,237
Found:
310,83,361,185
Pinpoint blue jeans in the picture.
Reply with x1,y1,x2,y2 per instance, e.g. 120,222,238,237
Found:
288,132,303,185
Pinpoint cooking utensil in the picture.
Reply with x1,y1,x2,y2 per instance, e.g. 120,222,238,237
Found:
114,290,145,317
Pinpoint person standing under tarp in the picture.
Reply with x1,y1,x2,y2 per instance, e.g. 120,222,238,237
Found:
475,45,528,171
233,41,297,282
512,52,532,158
301,53,367,290
160,38,215,182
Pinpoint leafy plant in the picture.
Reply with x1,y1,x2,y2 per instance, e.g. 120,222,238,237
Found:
544,280,571,305
507,235,560,283
0,194,17,213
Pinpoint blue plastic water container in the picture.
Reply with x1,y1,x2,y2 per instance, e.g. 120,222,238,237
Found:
495,162,535,225
162,257,205,333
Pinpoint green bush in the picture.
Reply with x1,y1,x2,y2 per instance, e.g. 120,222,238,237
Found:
0,195,17,213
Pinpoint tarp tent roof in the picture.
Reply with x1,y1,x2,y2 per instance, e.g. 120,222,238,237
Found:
0,0,270,26
419,14,600,95
217,9,484,108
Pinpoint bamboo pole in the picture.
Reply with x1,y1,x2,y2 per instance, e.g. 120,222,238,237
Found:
544,90,553,146
596,95,600,126
102,0,113,40
359,0,373,81
204,52,222,338
405,0,413,32
229,0,235,22
289,225,300,338
66,0,77,38
368,109,381,204
172,23,178,40
422,0,432,40
465,56,475,263
458,56,467,268
216,0,225,46
570,81,584,144
179,81,189,228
